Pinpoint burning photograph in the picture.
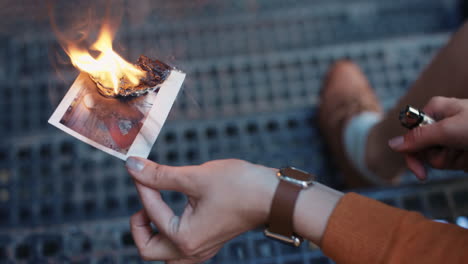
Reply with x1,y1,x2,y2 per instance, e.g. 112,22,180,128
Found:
50,69,185,160
59,73,148,154
48,22,185,160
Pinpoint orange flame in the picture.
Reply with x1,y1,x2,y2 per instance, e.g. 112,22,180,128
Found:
67,24,145,94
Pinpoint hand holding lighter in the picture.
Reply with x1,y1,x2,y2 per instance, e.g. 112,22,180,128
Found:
399,105,435,129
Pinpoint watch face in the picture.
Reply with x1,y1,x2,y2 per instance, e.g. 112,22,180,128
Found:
280,167,314,182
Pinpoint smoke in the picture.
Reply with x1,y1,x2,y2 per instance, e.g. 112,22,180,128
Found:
1,0,261,107
47,0,125,53
0,0,48,34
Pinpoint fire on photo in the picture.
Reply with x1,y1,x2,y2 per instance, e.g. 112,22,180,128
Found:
48,18,186,160
49,70,185,160
60,73,153,154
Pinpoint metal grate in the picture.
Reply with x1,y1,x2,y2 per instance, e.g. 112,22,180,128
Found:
6,0,457,79
0,34,449,138
119,1,456,61
1,0,458,138
173,34,446,120
120,0,459,23
0,108,327,228
0,33,456,231
1,177,467,263
0,0,466,263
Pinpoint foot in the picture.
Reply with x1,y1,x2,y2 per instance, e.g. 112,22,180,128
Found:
318,61,383,188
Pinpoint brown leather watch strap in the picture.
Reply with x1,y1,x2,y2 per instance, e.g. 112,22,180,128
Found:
267,180,302,237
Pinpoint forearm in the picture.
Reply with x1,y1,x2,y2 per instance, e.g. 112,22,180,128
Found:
321,193,468,264
292,182,344,245
259,166,468,263
285,179,468,263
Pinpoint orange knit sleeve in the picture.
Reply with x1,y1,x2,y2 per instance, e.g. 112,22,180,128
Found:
321,193,468,264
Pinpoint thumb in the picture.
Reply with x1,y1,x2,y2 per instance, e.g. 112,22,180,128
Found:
126,156,195,194
404,153,427,181
388,122,446,152
422,96,461,120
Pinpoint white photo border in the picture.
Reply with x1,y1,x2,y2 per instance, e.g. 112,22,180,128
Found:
48,71,186,160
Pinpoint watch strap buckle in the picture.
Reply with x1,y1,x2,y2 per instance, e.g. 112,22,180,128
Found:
264,228,302,247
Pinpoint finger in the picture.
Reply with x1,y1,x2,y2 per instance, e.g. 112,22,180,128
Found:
425,148,450,170
130,210,182,260
388,121,447,152
422,96,461,120
388,97,463,153
130,210,153,248
404,154,427,181
422,148,468,172
453,151,468,171
134,181,182,241
167,259,198,264
178,209,244,255
126,156,196,195
166,245,222,264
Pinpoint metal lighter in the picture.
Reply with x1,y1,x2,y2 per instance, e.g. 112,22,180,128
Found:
399,105,435,129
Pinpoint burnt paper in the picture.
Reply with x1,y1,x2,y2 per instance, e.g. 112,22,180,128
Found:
92,55,173,97
48,70,185,160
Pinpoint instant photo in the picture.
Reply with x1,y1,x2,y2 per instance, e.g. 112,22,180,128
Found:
49,71,185,160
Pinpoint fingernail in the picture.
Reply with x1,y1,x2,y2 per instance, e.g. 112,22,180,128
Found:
388,136,404,149
126,157,145,172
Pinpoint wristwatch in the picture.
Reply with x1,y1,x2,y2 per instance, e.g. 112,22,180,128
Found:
264,167,315,247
